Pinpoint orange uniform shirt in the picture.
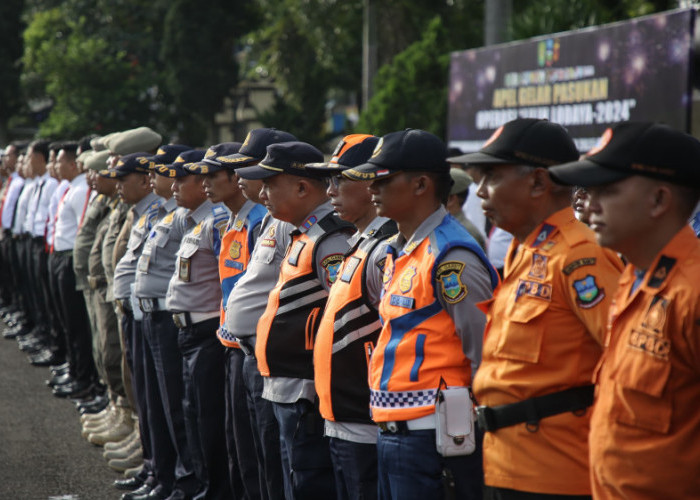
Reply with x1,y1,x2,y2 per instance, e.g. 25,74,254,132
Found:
590,225,700,499
473,207,624,495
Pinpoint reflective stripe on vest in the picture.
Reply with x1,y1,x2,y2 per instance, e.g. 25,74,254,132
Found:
256,213,351,379
315,220,397,424
370,215,498,421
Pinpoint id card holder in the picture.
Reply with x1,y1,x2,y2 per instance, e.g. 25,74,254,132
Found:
435,386,475,457
178,257,191,282
138,247,151,273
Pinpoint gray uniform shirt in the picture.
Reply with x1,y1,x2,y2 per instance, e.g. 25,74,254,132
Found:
262,201,353,405
166,200,230,313
134,201,188,299
113,192,163,300
224,213,294,340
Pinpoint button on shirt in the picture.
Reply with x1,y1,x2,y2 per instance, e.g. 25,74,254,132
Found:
134,199,188,299
0,173,25,230
166,200,229,313
53,174,91,252
29,173,58,238
113,192,163,300
12,177,36,235
224,213,294,340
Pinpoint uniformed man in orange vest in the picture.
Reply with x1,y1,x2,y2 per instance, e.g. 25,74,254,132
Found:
343,129,499,500
307,133,394,500
237,141,353,499
457,118,624,499
550,122,700,499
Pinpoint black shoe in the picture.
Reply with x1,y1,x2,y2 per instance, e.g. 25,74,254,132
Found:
3,328,18,339
77,393,110,414
18,337,46,353
46,372,73,388
30,349,60,367
130,485,168,500
52,380,93,399
114,476,144,491
121,483,152,500
50,362,69,374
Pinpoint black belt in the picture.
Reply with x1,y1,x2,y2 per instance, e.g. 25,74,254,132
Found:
234,337,255,356
475,385,594,433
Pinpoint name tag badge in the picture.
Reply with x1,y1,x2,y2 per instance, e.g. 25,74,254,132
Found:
389,294,415,309
137,251,151,273
178,257,191,282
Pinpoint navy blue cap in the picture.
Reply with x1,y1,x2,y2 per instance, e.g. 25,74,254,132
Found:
343,129,448,181
306,134,380,175
236,142,324,180
448,118,578,168
550,122,700,188
218,128,298,167
185,142,243,174
154,149,206,178
99,152,153,178
149,144,192,168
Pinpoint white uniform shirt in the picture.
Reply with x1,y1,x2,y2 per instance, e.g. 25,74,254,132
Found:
0,173,25,230
46,179,70,246
53,173,91,252
12,177,36,235
28,172,58,238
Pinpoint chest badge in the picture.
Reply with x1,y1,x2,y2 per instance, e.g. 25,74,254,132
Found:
229,241,241,260
399,267,417,293
528,254,548,280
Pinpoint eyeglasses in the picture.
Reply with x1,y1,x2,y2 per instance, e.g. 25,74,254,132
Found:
326,175,342,189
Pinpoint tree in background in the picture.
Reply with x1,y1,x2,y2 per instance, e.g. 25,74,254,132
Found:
160,0,260,145
0,0,26,144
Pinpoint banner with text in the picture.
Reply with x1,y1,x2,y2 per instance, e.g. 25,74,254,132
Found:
447,9,694,152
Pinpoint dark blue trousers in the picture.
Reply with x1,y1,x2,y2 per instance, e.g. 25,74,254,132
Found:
178,318,231,500
377,425,483,500
272,398,335,500
329,438,378,500
142,310,200,497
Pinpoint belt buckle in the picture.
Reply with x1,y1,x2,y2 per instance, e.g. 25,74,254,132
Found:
475,405,494,432
172,313,185,329
235,338,253,356
140,299,153,313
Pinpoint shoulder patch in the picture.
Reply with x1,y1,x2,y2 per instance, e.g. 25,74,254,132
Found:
648,256,676,288
572,274,605,308
376,257,387,273
321,253,344,286
562,257,597,276
436,261,468,304
532,223,556,248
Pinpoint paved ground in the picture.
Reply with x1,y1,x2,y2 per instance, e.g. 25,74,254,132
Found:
0,322,124,500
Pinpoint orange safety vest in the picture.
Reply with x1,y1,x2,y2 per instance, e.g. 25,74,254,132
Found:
315,220,397,424
256,213,352,380
217,203,266,348
369,215,498,422
590,226,700,499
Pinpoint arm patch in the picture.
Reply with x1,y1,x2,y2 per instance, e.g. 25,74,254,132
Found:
436,261,468,304
321,253,344,286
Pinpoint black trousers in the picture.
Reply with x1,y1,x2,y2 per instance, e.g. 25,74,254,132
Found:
30,238,52,342
142,310,200,497
53,251,97,382
178,318,231,500
47,253,67,361
0,232,15,305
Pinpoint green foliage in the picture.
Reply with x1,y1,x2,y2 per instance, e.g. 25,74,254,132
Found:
0,0,26,141
355,17,451,138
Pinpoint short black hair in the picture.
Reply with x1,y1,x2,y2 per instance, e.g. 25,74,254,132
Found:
406,170,453,205
29,139,51,162
60,141,79,159
49,141,64,154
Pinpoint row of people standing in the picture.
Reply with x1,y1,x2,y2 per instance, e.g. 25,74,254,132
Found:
1,116,698,500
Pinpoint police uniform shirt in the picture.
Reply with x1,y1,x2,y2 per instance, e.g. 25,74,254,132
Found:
102,201,129,302
1,173,25,230
46,179,70,246
324,215,393,444
262,201,352,405
113,192,163,300
134,200,188,299
53,173,91,252
74,194,112,290
12,176,36,235
389,206,494,376
166,200,229,313
223,213,294,340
